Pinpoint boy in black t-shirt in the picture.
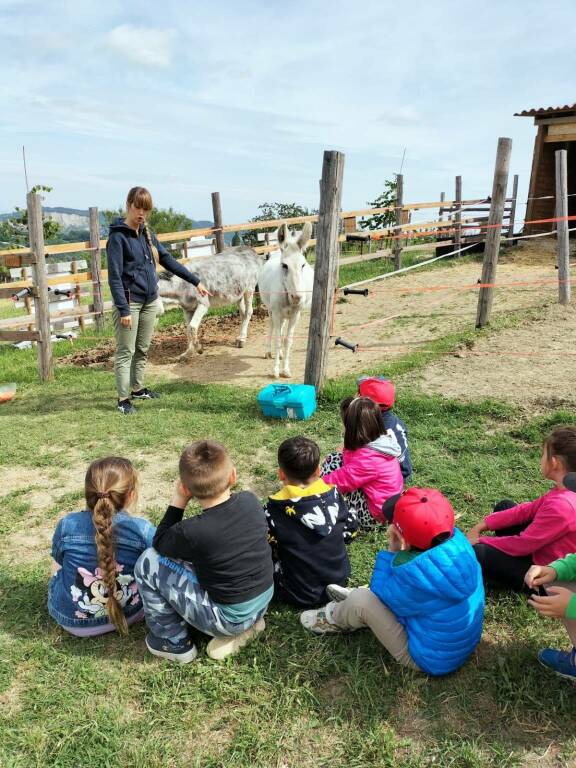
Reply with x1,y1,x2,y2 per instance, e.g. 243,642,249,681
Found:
135,440,274,663
265,436,357,608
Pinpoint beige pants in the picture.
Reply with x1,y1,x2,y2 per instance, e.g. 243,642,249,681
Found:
112,299,160,400
332,588,420,670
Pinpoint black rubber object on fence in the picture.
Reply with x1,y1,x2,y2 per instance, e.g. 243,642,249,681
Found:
11,287,32,301
343,288,369,297
335,337,359,353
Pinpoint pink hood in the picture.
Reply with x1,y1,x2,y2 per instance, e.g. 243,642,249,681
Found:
322,436,403,523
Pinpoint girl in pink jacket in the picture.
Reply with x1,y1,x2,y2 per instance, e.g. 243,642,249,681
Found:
467,426,576,591
321,397,404,531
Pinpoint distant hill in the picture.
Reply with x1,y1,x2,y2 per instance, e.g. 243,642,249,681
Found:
0,209,234,243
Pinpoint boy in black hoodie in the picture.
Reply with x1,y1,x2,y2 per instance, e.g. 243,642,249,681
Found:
265,437,358,608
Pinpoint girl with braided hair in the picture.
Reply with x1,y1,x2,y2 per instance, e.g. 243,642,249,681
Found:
48,457,155,636
107,187,210,414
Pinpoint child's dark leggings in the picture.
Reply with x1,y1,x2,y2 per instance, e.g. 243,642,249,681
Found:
473,500,533,591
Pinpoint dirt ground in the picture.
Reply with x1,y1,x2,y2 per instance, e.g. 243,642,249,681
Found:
62,238,575,408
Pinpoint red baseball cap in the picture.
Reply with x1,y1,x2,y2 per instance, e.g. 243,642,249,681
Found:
357,376,395,409
382,487,455,550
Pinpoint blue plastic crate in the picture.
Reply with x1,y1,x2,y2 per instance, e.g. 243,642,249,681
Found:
257,384,317,420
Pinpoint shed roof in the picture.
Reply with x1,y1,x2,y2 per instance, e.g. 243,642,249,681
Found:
515,103,576,117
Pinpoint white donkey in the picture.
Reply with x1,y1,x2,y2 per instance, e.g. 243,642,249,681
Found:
158,245,263,360
258,221,314,378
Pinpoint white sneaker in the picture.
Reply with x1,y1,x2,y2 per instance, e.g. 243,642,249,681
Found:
300,602,345,635
206,618,266,661
326,584,353,603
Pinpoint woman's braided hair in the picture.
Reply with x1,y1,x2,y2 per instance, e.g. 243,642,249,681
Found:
85,457,139,635
126,186,159,266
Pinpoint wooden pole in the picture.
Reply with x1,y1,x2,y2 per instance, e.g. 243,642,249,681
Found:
304,151,345,393
475,137,513,328
507,174,519,241
555,149,571,305
393,173,404,270
71,258,85,332
438,191,445,222
211,192,225,253
454,176,462,253
27,191,53,380
89,207,104,332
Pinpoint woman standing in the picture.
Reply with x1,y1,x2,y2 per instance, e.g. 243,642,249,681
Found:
107,187,209,414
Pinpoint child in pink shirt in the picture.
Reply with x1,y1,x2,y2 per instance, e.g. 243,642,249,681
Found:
467,426,576,590
321,397,403,531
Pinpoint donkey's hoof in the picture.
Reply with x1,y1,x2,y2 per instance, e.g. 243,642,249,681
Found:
264,351,272,360
235,339,245,349
280,371,292,379
195,347,204,355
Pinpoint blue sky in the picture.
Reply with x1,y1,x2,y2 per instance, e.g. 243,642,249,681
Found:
1,0,575,224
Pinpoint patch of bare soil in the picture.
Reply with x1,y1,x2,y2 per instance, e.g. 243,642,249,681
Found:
61,242,572,407
401,302,576,409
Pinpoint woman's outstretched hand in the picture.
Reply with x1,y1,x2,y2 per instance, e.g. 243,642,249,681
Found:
196,282,212,297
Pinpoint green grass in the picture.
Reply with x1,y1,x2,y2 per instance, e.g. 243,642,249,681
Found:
1,270,575,767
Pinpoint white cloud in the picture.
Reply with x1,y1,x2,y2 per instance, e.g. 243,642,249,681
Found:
104,24,177,68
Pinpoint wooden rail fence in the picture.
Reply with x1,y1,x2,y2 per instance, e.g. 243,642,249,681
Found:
0,158,521,386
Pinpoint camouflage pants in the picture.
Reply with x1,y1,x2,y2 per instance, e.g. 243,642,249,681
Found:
134,548,264,643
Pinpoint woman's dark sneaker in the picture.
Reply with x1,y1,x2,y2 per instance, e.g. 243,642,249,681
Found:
131,388,160,399
145,633,198,663
117,399,137,415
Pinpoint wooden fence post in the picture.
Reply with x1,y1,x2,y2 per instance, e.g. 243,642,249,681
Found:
27,191,53,380
71,258,85,332
507,174,519,240
475,138,513,328
211,192,225,253
393,173,404,270
438,192,445,222
454,176,462,253
89,207,104,332
555,149,571,305
304,150,345,393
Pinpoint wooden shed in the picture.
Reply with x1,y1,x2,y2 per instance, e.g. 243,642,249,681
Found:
516,103,576,233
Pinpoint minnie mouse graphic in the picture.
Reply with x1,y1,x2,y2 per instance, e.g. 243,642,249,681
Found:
70,564,140,620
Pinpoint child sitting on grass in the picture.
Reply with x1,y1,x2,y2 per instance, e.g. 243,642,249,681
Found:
467,426,576,591
322,396,403,531
48,457,155,637
135,440,274,663
357,375,412,479
264,436,357,608
526,553,576,682
301,488,485,676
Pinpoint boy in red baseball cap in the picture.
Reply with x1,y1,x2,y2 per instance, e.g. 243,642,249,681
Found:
300,487,485,676
357,376,412,479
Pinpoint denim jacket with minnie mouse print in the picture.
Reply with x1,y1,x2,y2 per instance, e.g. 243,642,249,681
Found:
48,509,155,629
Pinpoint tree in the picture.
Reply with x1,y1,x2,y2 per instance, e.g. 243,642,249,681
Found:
242,202,315,246
359,178,398,231
102,206,193,235
0,185,61,249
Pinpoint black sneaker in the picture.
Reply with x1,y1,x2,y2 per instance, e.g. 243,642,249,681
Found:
131,388,160,400
145,633,198,664
117,399,137,415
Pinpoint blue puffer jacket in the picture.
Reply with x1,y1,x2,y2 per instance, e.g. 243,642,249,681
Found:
369,528,484,676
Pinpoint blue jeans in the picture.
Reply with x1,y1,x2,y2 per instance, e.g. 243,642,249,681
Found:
134,548,267,643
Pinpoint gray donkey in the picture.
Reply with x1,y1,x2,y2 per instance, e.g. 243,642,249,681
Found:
157,245,263,360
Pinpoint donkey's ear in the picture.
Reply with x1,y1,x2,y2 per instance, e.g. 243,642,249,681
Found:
297,221,313,249
277,222,289,245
